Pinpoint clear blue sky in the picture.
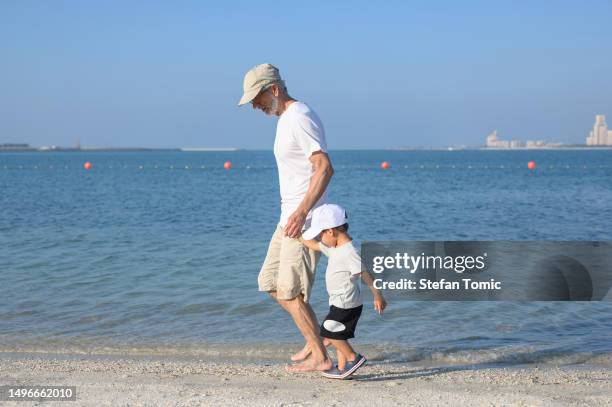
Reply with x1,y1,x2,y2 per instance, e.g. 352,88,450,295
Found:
1,1,611,148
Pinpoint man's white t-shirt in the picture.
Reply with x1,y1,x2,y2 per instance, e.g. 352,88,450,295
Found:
274,101,328,227
319,241,363,309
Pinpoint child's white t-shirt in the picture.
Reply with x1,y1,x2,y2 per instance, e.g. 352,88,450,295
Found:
319,241,363,309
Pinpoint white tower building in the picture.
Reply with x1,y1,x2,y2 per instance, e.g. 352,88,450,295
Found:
486,130,498,147
586,115,612,146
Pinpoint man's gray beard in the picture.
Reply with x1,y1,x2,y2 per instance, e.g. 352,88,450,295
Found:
269,96,280,115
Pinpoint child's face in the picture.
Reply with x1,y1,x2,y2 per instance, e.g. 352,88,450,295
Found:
319,229,336,247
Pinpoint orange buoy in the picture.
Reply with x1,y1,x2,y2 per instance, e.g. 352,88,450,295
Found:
527,161,536,170
223,161,232,169
84,161,92,170
380,161,390,170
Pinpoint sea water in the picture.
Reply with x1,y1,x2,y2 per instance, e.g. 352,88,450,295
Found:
1,150,611,365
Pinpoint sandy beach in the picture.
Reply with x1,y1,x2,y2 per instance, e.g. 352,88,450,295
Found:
1,352,611,407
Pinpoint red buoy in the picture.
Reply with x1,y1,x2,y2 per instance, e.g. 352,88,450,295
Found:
380,161,390,170
527,161,536,170
84,162,92,170
223,161,232,169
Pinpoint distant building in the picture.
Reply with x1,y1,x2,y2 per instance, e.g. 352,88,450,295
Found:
485,130,563,149
586,115,612,146
39,145,59,150
485,130,524,148
526,140,545,148
486,130,504,147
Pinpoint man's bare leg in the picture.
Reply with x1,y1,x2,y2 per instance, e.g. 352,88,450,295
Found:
269,292,329,362
290,304,322,361
284,298,332,372
291,338,332,362
268,292,332,372
290,301,319,361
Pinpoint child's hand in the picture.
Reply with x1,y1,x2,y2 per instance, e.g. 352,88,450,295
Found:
299,237,322,252
373,294,387,315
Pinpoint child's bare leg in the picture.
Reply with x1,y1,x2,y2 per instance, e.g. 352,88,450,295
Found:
329,339,357,370
335,344,346,370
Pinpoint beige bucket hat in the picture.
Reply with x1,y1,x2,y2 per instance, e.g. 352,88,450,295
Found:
237,63,284,106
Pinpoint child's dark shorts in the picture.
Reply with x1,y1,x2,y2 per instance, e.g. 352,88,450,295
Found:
320,304,363,340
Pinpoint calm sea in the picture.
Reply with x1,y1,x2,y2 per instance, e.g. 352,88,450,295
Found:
1,150,611,365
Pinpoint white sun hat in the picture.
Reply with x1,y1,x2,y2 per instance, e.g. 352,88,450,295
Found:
302,204,348,240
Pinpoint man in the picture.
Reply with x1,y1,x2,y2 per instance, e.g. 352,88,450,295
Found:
238,63,334,372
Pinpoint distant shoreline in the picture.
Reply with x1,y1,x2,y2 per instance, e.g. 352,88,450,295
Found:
2,146,612,153
389,146,612,151
0,148,241,153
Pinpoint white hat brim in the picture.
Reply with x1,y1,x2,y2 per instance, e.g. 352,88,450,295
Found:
302,226,323,240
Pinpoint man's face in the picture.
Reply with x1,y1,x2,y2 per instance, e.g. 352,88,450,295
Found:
251,85,281,116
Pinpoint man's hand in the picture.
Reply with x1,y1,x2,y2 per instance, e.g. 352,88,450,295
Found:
284,210,307,238
373,294,387,315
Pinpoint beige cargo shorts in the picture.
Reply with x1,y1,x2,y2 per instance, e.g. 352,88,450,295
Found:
258,223,320,302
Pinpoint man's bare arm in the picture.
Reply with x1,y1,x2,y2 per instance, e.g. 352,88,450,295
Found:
284,151,334,237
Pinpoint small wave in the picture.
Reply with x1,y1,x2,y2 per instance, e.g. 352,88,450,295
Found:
364,344,610,366
0,339,610,368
